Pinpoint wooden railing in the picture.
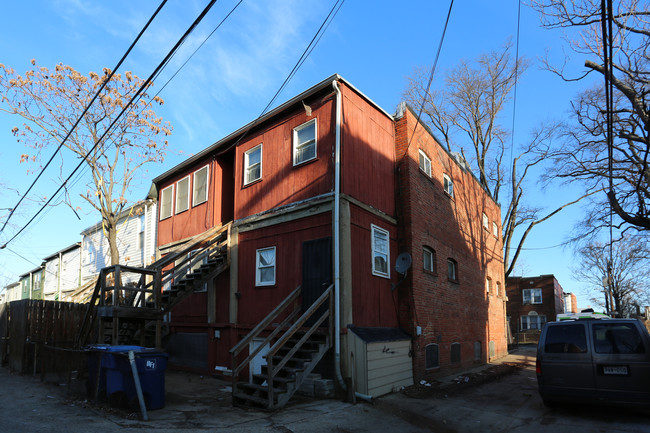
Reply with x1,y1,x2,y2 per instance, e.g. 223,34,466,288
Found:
230,283,334,408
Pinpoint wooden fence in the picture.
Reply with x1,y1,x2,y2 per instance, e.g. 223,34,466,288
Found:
2,299,89,381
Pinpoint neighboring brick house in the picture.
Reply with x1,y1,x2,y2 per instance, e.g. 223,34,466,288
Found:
564,292,578,313
152,74,507,391
506,275,565,341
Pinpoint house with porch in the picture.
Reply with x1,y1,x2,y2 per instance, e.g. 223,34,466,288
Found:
138,74,507,407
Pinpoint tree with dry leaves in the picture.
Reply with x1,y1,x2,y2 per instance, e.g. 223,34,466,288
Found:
403,43,586,278
532,0,650,237
0,61,171,265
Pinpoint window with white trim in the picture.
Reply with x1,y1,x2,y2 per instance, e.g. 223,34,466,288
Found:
486,277,492,294
523,288,543,304
423,247,435,273
492,221,499,238
447,258,458,282
176,176,190,214
244,144,262,185
256,247,276,286
520,312,546,330
160,184,174,220
371,225,390,278
482,213,489,230
293,119,317,165
193,165,209,206
418,149,432,177
443,174,454,197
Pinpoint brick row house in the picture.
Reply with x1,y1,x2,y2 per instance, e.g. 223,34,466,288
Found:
151,74,508,401
506,274,566,343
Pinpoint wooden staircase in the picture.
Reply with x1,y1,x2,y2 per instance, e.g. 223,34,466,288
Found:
230,284,334,410
76,223,231,349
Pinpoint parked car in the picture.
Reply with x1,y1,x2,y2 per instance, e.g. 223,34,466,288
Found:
536,313,650,407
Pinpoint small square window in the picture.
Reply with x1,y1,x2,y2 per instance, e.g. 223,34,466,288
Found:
447,258,458,282
193,165,209,206
244,144,262,185
423,247,436,273
256,246,276,286
418,149,432,177
176,176,190,214
293,119,317,165
160,184,174,220
443,174,454,197
371,225,390,278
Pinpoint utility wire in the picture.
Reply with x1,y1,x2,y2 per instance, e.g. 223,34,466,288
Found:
1,0,219,250
0,0,169,234
399,0,454,162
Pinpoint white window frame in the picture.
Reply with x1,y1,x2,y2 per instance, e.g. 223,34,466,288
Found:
482,213,489,230
256,246,276,286
520,313,546,331
244,144,262,185
418,149,432,177
159,184,174,220
523,288,543,304
371,224,390,278
175,175,190,214
443,173,454,197
192,165,209,207
423,247,435,273
486,277,492,294
293,119,317,166
492,221,499,238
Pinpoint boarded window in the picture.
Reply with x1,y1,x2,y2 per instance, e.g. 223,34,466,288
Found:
489,341,495,358
193,165,209,206
176,176,190,214
160,184,173,220
425,343,439,369
451,342,461,364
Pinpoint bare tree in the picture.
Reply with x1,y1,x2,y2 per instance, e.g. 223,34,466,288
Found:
575,236,650,316
0,61,172,265
532,0,650,234
403,43,586,278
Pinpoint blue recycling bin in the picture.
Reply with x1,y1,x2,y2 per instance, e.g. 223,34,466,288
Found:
87,345,168,410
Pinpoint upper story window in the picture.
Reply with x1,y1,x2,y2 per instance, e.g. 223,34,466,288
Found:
486,276,492,294
293,119,317,165
447,258,458,282
523,288,543,304
160,184,174,220
496,281,502,297
193,165,209,206
256,246,276,286
244,144,262,185
176,176,190,214
443,173,454,197
371,224,390,278
492,221,499,238
418,149,432,177
423,246,436,274
482,213,489,230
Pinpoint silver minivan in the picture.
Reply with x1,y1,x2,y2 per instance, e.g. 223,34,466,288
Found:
536,316,650,407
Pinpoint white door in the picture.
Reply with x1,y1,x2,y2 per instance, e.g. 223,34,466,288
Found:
249,338,270,382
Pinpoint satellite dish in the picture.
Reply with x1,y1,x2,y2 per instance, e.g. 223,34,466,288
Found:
395,252,412,275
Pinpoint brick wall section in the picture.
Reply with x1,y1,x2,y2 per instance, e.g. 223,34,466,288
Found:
506,274,565,334
394,105,507,381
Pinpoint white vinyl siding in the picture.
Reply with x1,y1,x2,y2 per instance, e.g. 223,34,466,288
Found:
175,176,190,214
293,119,317,165
244,144,262,185
371,225,390,278
193,165,209,206
160,185,173,220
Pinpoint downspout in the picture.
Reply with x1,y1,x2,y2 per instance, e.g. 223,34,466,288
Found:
332,79,372,402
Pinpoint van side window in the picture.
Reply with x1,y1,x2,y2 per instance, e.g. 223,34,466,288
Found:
544,324,588,354
593,323,645,354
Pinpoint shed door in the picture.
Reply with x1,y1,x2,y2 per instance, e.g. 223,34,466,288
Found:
302,237,332,325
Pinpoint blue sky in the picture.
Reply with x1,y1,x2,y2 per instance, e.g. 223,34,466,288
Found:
0,1,600,306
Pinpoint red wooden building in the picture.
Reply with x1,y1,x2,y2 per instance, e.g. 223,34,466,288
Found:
151,75,507,405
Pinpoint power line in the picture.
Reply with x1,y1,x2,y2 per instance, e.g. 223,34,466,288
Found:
1,0,219,251
0,0,169,234
399,0,454,162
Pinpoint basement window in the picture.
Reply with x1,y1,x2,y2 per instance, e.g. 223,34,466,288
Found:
425,343,439,369
256,247,276,286
160,184,174,220
293,119,317,165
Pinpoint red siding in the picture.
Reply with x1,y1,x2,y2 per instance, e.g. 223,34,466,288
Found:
341,84,396,217
233,100,335,220
236,213,331,325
